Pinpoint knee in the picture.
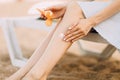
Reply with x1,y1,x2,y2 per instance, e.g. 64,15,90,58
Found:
66,1,83,14
67,1,79,8
65,1,85,20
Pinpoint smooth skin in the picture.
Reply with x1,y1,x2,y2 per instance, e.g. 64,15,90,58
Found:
7,19,61,80
7,1,67,80
7,0,120,80
22,1,84,80
7,1,83,80
64,0,120,42
41,0,120,42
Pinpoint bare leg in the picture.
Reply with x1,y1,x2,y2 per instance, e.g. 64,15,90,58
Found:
22,1,84,80
7,20,61,80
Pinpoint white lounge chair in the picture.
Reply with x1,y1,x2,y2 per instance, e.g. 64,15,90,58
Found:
78,33,117,60
0,16,55,68
0,17,117,68
0,1,118,68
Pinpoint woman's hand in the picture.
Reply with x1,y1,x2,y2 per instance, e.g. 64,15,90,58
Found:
64,18,96,42
40,2,68,19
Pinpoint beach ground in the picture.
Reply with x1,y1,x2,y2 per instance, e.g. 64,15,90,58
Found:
0,0,120,80
0,28,120,80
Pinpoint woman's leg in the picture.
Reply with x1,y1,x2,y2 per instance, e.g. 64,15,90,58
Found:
22,1,84,80
7,20,61,80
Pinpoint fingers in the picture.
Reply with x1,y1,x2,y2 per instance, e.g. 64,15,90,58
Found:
64,28,87,42
64,22,86,42
64,30,82,40
68,22,78,30
36,9,47,20
65,22,78,35
64,30,84,42
37,9,53,20
38,8,54,19
40,15,47,20
65,32,84,42
71,35,84,42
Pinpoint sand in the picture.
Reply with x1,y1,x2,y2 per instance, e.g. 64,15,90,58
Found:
1,53,120,80
0,27,120,80
48,54,120,80
0,0,120,79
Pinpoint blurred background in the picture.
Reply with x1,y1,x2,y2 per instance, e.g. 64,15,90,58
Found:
0,0,120,80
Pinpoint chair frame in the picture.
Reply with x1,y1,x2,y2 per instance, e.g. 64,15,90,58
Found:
77,33,116,59
0,17,117,68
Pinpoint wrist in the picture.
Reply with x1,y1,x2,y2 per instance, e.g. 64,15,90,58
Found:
88,17,97,28
89,14,104,26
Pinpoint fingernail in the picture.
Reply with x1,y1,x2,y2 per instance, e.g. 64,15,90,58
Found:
63,38,66,41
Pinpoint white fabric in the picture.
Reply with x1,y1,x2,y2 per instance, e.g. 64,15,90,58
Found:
29,1,120,49
79,1,120,49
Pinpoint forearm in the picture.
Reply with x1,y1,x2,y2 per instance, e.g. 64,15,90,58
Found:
91,0,120,25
